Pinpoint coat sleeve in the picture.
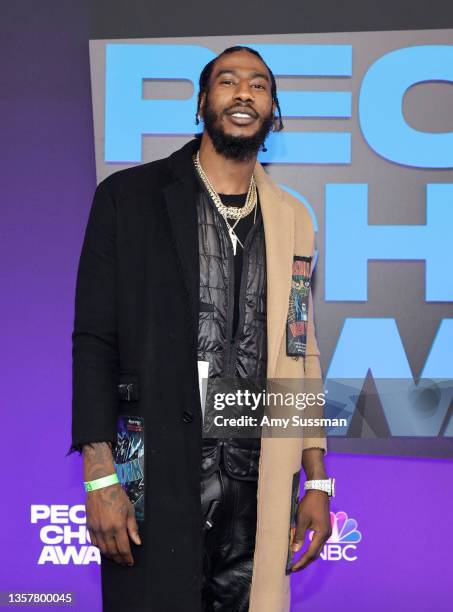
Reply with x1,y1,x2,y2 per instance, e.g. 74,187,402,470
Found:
67,180,119,455
302,246,328,455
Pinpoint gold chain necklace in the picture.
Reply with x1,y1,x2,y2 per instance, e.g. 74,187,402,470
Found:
193,151,257,220
193,151,257,255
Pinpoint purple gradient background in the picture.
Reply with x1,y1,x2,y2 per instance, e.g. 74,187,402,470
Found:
1,2,452,610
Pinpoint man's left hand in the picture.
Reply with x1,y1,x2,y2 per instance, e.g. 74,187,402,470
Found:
289,490,332,572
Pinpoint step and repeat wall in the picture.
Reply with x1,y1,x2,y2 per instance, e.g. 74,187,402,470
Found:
2,2,452,611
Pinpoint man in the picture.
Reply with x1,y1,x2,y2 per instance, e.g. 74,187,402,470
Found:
69,45,333,612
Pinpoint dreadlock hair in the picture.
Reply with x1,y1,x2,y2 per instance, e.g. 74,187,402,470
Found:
194,45,284,152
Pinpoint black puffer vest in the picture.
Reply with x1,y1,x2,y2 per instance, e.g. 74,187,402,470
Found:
196,180,267,481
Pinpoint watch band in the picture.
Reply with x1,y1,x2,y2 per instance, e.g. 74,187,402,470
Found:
304,477,335,498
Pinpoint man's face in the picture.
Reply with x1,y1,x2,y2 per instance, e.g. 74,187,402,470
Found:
200,50,276,161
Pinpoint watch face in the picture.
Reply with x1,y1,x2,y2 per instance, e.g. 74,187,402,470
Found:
331,478,335,498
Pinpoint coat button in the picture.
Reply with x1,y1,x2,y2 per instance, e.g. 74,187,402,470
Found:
182,410,194,423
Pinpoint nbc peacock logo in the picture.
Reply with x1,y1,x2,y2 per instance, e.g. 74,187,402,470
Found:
310,511,362,561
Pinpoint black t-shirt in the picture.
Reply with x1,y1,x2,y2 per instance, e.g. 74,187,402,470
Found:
217,191,261,336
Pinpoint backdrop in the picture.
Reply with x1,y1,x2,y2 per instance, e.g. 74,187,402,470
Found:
1,2,452,611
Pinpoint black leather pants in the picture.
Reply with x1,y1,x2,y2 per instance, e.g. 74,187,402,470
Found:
201,468,258,612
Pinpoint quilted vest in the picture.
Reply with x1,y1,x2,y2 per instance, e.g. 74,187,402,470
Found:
196,182,267,481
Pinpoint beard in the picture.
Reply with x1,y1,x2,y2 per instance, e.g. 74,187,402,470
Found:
202,95,274,161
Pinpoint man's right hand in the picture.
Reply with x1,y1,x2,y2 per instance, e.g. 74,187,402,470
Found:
82,442,142,566
85,483,141,566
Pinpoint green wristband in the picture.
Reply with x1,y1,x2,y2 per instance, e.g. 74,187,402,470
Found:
84,473,119,492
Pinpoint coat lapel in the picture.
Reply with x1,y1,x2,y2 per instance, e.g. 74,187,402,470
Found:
162,180,199,333
253,162,295,378
161,140,201,336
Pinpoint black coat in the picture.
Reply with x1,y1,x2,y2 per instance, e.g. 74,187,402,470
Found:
72,139,205,611
71,137,327,612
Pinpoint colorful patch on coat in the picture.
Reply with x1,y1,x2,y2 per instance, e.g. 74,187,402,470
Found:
286,256,312,357
113,415,145,522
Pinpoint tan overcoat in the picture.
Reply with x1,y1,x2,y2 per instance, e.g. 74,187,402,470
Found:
248,161,327,612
